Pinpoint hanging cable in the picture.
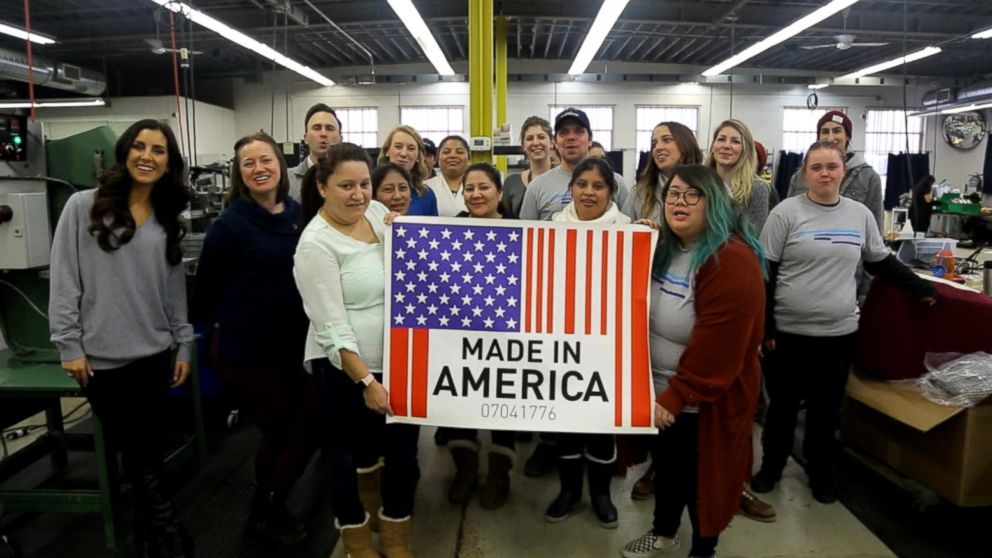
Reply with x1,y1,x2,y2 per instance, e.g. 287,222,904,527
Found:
22,0,37,121
168,8,187,156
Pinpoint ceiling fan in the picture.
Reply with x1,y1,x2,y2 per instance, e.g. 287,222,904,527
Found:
800,8,888,51
801,33,889,51
145,38,203,56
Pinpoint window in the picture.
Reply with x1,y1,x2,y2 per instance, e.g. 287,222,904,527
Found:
400,106,465,146
336,107,379,148
781,107,846,154
549,105,614,150
864,109,923,187
635,106,699,154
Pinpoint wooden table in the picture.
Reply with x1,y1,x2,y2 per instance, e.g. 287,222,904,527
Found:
0,349,205,549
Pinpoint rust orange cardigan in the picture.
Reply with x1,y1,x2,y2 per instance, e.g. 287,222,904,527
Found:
656,236,765,538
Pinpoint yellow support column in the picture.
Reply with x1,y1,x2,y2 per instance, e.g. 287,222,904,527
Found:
495,15,508,173
469,0,493,164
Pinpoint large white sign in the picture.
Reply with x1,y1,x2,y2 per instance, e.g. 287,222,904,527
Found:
383,217,658,434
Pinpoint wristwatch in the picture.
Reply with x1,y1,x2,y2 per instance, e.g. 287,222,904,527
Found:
357,374,375,388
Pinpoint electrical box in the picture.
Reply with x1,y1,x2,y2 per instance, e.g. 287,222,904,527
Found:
469,136,492,152
0,114,28,162
0,192,51,269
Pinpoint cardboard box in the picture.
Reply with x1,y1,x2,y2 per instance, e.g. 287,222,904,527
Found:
842,371,992,506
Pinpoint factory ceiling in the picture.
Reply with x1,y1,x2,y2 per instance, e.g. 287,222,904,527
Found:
2,0,992,96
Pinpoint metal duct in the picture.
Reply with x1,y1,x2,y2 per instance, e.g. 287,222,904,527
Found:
0,47,107,96
956,80,992,104
922,87,957,107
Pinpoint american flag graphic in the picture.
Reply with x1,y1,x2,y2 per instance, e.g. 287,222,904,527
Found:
384,217,657,432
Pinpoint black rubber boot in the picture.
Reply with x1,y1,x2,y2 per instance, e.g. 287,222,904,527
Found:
249,489,307,545
587,460,618,528
545,458,583,522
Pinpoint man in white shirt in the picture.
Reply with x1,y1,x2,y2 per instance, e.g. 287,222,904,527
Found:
289,103,343,200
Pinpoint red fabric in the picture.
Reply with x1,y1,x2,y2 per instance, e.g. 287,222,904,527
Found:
656,237,765,538
856,279,992,380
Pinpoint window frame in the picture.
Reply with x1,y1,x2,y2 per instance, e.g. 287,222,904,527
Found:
335,107,379,148
399,106,467,147
634,105,700,155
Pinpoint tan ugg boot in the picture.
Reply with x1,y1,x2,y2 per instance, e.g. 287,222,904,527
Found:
337,514,378,558
447,440,479,505
357,461,383,532
379,512,414,558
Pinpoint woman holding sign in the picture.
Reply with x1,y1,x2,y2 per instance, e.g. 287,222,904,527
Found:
621,165,765,558
439,163,519,510
543,157,630,528
295,143,419,558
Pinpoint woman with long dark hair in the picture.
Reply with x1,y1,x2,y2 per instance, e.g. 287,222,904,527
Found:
623,121,703,222
296,143,420,558
191,133,319,545
49,119,194,557
622,165,765,558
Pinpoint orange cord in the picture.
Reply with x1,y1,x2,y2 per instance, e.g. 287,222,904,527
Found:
23,0,36,121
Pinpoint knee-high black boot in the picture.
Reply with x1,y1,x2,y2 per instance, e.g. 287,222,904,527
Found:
132,466,193,558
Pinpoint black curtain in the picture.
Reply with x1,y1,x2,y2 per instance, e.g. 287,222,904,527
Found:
983,136,992,194
774,151,803,200
885,153,930,210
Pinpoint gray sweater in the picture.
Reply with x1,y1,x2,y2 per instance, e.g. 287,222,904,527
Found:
518,165,629,221
787,152,883,234
49,189,194,369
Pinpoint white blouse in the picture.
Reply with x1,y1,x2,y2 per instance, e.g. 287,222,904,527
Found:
294,201,389,372
425,174,467,217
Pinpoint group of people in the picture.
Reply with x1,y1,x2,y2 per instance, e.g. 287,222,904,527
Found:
47,103,937,558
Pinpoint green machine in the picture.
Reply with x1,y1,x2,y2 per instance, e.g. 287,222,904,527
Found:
0,121,115,360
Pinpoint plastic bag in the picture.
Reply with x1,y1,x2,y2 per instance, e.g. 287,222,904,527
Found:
910,352,992,407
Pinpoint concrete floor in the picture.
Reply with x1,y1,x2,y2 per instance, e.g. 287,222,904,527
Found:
330,428,895,558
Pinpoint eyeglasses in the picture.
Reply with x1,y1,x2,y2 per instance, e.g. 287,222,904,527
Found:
664,189,704,206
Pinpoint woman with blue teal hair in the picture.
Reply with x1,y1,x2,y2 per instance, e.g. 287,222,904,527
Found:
622,164,765,558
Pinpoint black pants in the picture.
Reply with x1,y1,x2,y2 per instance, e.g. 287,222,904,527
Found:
311,359,420,525
210,334,320,498
439,427,516,450
557,433,615,462
760,331,855,482
83,350,173,480
651,414,717,557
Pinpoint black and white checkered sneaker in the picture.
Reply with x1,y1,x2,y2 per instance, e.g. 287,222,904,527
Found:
621,531,681,558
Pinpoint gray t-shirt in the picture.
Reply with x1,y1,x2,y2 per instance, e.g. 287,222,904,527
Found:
518,165,629,221
649,248,698,413
49,189,194,369
760,195,890,337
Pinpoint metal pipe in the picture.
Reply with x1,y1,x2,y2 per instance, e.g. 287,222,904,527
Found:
302,0,375,74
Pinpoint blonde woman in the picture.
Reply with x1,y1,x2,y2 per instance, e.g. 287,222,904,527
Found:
377,125,438,216
706,119,771,233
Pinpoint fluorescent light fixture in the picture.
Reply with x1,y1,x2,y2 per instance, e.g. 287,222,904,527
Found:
0,98,106,109
386,0,455,76
568,0,630,75
702,0,861,77
0,21,56,45
150,1,334,86
972,28,992,40
838,46,942,80
808,83,829,90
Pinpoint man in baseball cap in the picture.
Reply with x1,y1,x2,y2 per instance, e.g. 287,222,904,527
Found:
519,107,629,220
422,137,438,179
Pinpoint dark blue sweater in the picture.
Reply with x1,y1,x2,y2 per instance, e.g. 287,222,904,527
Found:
191,196,309,368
